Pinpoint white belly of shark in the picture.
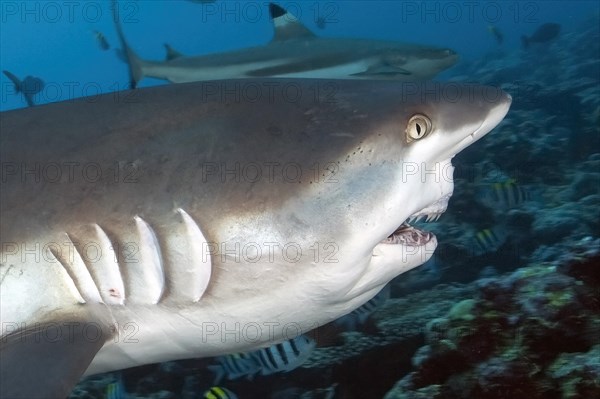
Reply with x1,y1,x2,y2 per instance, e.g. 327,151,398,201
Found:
269,60,373,79
150,60,372,83
0,78,511,398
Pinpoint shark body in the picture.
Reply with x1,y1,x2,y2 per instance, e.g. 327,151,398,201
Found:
0,79,510,398
116,3,458,88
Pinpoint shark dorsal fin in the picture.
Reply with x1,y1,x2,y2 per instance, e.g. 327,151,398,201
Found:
269,3,315,42
164,43,184,61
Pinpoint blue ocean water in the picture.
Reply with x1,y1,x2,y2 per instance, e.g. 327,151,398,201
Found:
0,1,596,110
1,1,599,398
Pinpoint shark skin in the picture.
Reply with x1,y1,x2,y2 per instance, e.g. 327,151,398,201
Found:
0,79,510,398
114,2,458,88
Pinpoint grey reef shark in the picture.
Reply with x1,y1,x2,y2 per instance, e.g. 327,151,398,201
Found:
0,76,510,398
114,2,459,88
1,3,509,399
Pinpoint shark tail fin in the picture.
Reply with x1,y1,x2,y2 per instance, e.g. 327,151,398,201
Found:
111,0,145,89
3,70,35,107
269,3,316,42
2,70,22,93
22,93,35,108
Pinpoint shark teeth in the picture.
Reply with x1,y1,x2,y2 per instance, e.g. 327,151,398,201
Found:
382,198,447,246
382,225,434,246
381,211,443,245
405,212,443,225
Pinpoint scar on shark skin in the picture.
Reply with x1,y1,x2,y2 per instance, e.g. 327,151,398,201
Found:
0,264,15,285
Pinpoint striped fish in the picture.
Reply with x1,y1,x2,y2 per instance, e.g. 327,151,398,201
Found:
203,386,239,399
473,227,507,255
477,179,532,210
208,352,261,384
105,373,127,399
252,335,316,376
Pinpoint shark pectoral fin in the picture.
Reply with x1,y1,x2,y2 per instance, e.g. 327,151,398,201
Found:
0,316,115,399
269,3,316,42
352,64,412,77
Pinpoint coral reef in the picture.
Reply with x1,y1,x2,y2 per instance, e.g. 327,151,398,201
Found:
384,253,600,399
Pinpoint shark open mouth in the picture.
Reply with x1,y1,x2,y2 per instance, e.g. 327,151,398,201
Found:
380,193,452,247
381,224,434,246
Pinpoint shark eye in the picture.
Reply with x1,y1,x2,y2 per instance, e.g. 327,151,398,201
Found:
406,114,432,142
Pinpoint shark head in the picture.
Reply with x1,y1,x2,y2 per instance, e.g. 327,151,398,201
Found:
0,79,510,397
277,81,512,304
359,83,511,280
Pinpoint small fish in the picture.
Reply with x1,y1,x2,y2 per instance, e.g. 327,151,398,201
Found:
252,335,316,376
473,227,508,255
521,23,560,49
2,70,44,107
476,179,532,210
315,16,327,30
333,284,390,330
203,386,238,399
94,30,110,51
487,25,503,45
208,352,261,384
105,373,127,399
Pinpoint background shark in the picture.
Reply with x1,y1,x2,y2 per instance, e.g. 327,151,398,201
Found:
114,2,458,88
0,79,510,398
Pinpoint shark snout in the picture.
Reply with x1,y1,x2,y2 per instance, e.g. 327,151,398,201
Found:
476,91,512,136
441,48,459,62
437,86,512,161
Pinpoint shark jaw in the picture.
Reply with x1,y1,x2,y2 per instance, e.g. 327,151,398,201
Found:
381,193,450,245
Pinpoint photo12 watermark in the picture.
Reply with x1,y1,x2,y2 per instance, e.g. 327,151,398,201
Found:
1,161,140,184
1,1,140,24
398,1,541,24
